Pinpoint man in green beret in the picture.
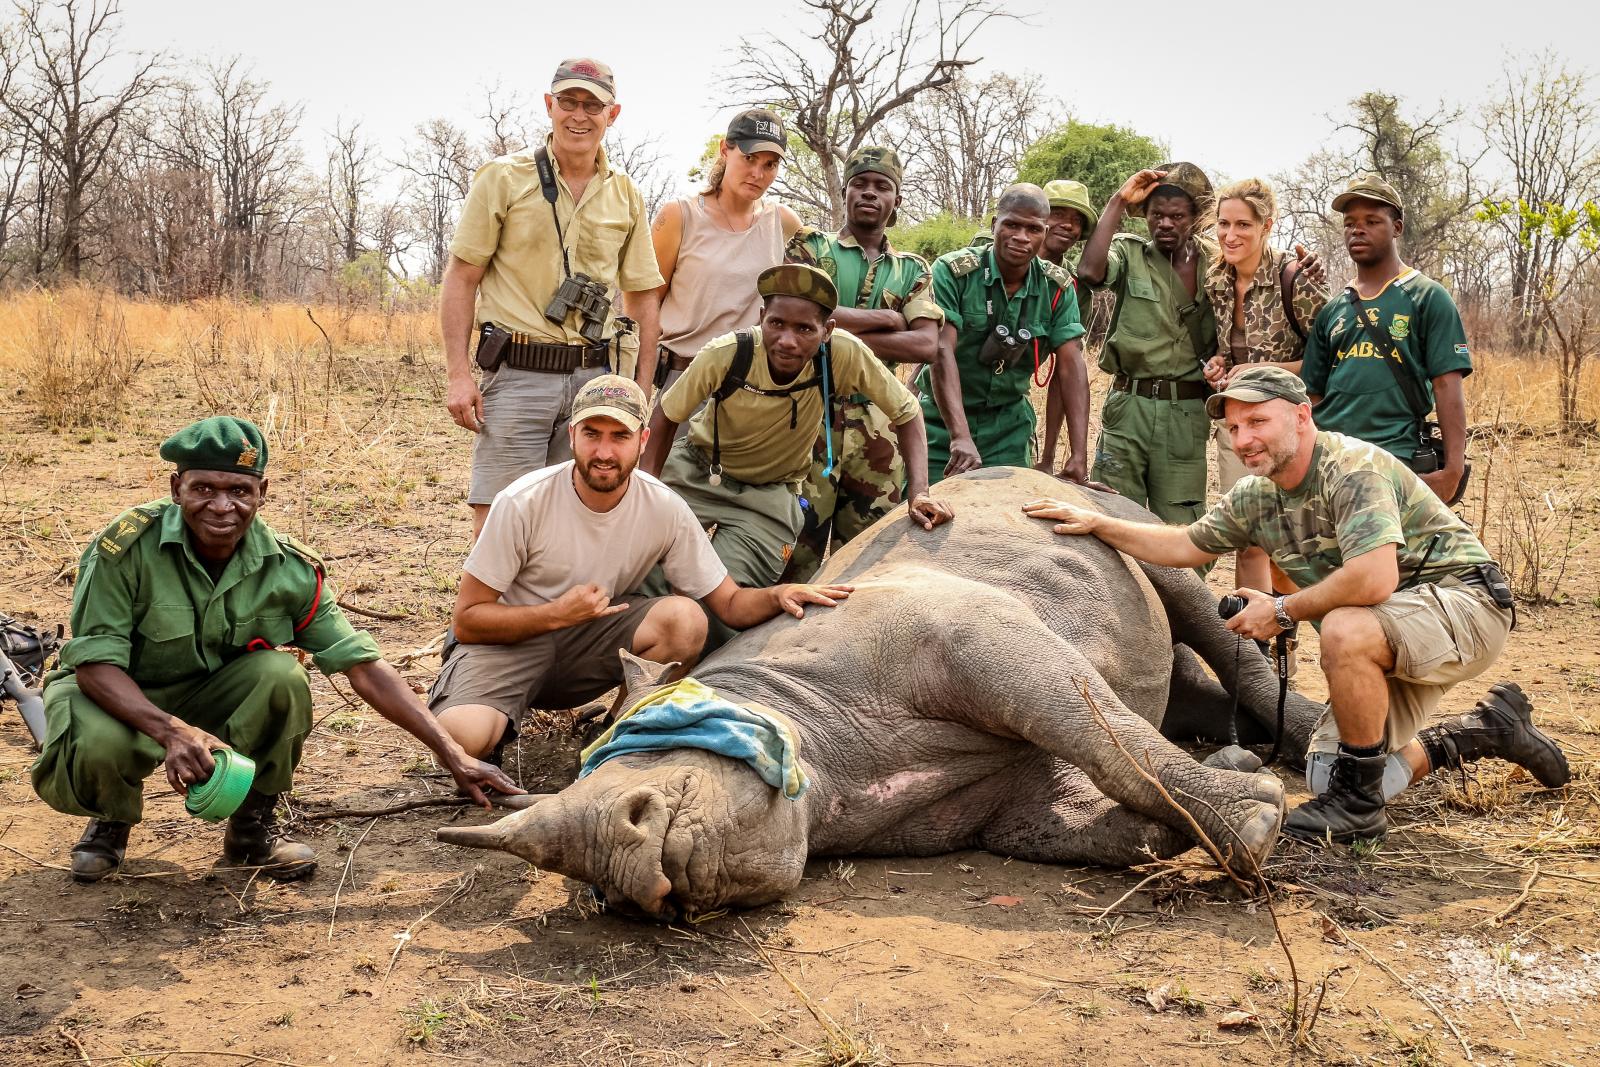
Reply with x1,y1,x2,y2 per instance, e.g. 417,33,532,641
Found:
31,417,519,883
642,264,953,644
1077,162,1218,527
920,183,1093,485
782,145,946,578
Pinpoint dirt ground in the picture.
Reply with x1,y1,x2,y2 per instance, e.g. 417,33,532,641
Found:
2,340,1598,1067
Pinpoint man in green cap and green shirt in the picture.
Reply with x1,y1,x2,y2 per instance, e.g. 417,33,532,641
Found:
641,264,953,640
921,183,1093,484
1023,366,1568,845
32,417,519,883
1302,174,1472,504
1077,163,1218,525
783,146,945,578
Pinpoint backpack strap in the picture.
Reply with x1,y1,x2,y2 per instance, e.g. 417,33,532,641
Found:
1280,257,1305,340
709,330,758,485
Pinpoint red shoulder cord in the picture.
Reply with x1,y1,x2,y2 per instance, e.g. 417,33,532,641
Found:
244,564,323,653
1032,284,1068,388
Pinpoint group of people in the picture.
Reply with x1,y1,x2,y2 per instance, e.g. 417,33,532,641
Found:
28,57,1569,882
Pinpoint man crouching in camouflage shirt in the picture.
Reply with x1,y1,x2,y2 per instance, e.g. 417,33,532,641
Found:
1022,366,1569,845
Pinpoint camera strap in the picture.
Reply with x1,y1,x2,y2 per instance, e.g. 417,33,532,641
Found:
534,148,575,280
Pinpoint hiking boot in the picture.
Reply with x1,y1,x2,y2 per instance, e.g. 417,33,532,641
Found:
70,819,130,883
1417,682,1570,788
222,790,316,881
1283,750,1388,845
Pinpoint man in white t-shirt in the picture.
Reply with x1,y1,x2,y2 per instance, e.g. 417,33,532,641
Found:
429,375,853,761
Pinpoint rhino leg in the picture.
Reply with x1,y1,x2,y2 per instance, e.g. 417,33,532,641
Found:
1161,643,1275,747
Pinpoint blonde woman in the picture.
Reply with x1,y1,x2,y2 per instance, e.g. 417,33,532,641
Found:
636,109,803,396
1201,177,1330,592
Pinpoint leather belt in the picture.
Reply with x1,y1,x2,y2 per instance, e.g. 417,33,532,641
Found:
1111,374,1209,402
481,324,609,373
664,350,694,372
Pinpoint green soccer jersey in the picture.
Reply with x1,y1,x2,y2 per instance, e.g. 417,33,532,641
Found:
1301,268,1472,460
1186,431,1490,594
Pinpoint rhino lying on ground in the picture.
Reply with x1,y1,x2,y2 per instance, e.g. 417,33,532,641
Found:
438,467,1322,919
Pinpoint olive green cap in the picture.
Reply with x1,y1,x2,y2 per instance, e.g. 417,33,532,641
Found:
160,416,268,476
1129,160,1213,219
1042,179,1099,231
571,374,647,432
845,145,903,190
757,263,838,314
1205,365,1309,419
1331,172,1404,217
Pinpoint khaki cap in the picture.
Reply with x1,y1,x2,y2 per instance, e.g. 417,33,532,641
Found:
757,263,838,314
551,57,616,104
1042,179,1099,231
1129,161,1213,219
1331,172,1404,217
1205,365,1310,419
571,374,647,431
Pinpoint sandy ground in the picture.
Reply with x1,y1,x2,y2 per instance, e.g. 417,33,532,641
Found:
2,347,1598,1067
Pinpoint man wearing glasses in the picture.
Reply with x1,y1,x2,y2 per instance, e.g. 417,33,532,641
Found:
442,57,664,537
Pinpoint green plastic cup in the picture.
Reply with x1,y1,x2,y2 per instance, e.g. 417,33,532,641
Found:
184,749,256,822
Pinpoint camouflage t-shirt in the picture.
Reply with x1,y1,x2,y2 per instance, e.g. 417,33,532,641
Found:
1186,431,1490,590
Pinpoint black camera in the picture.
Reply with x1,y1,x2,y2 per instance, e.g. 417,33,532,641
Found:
1217,594,1247,620
978,323,1032,374
545,272,612,345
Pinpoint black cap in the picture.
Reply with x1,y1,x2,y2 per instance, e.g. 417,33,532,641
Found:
727,109,787,158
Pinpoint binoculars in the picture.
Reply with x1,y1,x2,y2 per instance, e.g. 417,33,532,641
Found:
545,272,612,345
979,323,1033,375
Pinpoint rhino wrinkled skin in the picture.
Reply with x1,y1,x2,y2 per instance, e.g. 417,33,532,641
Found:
438,467,1322,920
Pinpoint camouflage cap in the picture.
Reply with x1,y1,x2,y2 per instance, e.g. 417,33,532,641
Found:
1205,365,1310,419
571,374,648,432
1042,179,1099,231
845,145,903,190
160,416,269,476
551,57,616,104
727,109,787,158
1331,172,1404,217
1128,161,1213,219
757,263,838,314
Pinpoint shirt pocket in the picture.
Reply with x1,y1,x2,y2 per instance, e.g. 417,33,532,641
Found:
133,604,198,685
228,615,296,652
1116,275,1162,340
576,219,630,276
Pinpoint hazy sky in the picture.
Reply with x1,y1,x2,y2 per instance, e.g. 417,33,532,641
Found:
118,0,1598,202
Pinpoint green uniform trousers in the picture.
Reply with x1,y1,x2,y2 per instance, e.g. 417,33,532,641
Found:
923,401,1035,486
31,650,314,824
789,397,905,581
1091,389,1210,526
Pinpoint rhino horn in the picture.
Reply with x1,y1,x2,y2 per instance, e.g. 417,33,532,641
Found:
435,794,580,875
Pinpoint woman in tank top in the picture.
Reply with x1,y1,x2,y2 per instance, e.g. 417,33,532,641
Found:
643,108,803,400
1201,177,1330,593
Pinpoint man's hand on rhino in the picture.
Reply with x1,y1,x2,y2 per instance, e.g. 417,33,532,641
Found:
446,755,526,809
772,583,854,619
1022,498,1100,536
908,493,954,530
1224,587,1283,641
944,435,982,477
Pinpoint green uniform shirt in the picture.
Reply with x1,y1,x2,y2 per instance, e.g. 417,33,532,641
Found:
1187,431,1490,592
785,227,944,328
1301,268,1472,460
917,244,1084,416
59,500,381,688
1094,232,1217,381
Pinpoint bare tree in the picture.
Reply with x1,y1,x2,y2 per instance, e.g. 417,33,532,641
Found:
1,0,163,277
478,81,539,159
726,0,1008,226
1479,52,1600,350
398,117,472,285
324,117,376,264
895,71,1056,219
606,130,677,219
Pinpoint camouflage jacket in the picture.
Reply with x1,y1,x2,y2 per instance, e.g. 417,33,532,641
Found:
1204,245,1330,366
785,227,943,326
1186,431,1490,592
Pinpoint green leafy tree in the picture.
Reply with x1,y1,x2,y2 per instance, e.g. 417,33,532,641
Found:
887,210,985,260
1016,120,1166,209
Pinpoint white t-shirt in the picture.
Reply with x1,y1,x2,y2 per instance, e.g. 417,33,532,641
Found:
465,463,727,605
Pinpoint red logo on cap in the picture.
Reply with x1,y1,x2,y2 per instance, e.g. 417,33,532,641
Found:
570,61,601,77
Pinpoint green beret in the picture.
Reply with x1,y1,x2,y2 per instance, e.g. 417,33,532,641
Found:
845,145,903,190
160,416,268,477
757,264,838,314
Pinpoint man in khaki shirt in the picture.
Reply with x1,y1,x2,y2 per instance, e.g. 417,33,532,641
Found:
640,266,952,638
441,57,664,537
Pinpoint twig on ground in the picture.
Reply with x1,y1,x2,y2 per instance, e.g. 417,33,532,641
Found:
328,817,379,943
0,839,73,872
1489,862,1541,926
335,598,409,622
56,1026,91,1065
1321,912,1473,1061
301,796,473,822
385,866,479,981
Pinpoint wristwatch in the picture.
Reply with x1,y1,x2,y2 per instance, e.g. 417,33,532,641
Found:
1273,595,1294,633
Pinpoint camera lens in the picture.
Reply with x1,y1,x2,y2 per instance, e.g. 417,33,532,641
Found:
1217,595,1247,620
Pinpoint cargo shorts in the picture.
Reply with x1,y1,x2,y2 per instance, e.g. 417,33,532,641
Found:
468,365,608,506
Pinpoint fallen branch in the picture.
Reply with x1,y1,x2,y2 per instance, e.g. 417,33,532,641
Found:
328,817,379,943
335,598,410,622
300,796,472,821
1489,862,1541,926
384,867,479,981
1322,912,1473,1061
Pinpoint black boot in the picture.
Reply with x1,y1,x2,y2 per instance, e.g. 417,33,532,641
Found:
222,790,316,881
1417,682,1570,788
1283,749,1388,844
70,819,130,883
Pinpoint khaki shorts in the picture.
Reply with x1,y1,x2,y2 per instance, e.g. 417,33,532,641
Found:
1307,576,1512,756
468,365,608,506
1213,423,1251,494
427,597,661,730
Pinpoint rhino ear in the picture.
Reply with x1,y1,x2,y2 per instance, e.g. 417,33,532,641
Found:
617,647,678,701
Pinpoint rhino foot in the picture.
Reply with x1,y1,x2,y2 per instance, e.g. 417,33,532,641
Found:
1203,745,1263,774
1218,772,1285,876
